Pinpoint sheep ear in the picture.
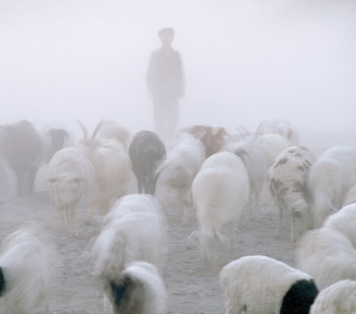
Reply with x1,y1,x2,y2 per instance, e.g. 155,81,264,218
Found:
0,267,5,297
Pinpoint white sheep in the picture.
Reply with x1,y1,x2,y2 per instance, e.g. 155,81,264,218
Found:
190,151,249,262
155,132,206,223
268,146,316,241
256,133,290,167
222,139,269,218
219,255,318,314
323,203,356,250
103,193,165,227
0,228,54,314
79,121,132,216
103,261,167,314
92,196,167,280
343,185,356,207
46,146,95,236
296,228,356,290
308,146,356,227
254,118,300,146
310,279,356,314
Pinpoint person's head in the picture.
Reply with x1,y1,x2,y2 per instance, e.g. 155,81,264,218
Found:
158,27,174,47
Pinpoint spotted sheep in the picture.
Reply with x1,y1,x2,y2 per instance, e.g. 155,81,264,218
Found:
268,146,316,241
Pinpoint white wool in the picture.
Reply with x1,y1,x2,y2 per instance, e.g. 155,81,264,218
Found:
0,229,54,314
82,138,132,216
308,146,356,227
323,203,356,250
191,151,249,262
296,228,356,290
156,132,205,223
105,261,167,314
220,255,313,314
310,279,356,314
92,196,167,279
46,146,95,236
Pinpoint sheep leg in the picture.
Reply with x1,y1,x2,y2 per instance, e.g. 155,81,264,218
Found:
70,206,78,237
291,215,296,242
275,205,283,239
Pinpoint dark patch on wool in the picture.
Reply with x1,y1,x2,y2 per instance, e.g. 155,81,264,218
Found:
0,267,5,297
275,157,289,167
280,279,318,314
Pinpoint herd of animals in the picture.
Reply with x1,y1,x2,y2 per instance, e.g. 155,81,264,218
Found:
0,118,356,313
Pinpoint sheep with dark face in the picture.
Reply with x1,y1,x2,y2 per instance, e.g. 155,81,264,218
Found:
268,146,316,241
129,130,166,196
220,255,318,314
104,261,167,314
0,228,55,313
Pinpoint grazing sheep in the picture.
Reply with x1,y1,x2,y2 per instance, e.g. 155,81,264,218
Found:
103,261,167,314
323,203,356,250
343,185,356,207
0,120,42,196
256,133,290,167
92,196,167,280
190,151,249,262
155,132,206,223
222,139,268,218
310,279,356,314
103,193,165,227
129,130,166,196
79,121,132,216
254,118,300,146
0,228,54,314
219,255,318,314
268,146,316,241
296,228,356,290
46,146,95,236
308,146,356,227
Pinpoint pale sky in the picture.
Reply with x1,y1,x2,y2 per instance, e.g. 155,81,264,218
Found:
1,0,355,135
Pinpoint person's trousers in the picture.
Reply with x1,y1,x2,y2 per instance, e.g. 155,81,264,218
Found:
152,96,180,147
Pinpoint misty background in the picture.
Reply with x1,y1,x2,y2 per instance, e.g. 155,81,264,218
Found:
1,0,355,138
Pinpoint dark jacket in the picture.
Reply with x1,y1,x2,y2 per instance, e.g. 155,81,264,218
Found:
147,48,185,100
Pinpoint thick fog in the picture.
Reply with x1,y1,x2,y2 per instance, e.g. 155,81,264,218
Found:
1,0,355,135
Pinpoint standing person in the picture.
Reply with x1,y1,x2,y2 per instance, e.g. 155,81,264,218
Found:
146,27,185,146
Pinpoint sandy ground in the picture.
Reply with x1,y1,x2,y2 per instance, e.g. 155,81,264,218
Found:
0,129,355,314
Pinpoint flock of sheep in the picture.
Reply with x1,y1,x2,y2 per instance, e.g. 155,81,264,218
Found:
0,118,356,313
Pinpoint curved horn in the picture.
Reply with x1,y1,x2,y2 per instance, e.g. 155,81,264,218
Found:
92,120,104,140
77,119,88,139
